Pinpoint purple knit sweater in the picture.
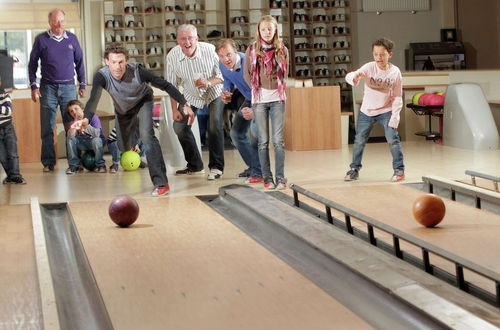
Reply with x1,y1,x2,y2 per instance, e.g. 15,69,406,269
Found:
28,31,86,90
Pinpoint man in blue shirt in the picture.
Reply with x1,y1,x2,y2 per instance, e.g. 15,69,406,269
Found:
28,8,86,172
215,39,262,183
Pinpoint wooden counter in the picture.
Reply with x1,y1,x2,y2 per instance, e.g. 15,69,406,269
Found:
285,86,341,151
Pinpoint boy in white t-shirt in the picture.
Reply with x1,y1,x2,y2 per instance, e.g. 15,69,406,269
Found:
344,37,405,182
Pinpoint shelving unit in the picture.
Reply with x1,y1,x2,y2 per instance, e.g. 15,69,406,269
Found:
102,0,353,110
103,0,226,77
227,0,289,52
289,0,352,110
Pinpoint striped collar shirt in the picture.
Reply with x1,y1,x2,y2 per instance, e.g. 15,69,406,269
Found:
165,42,223,109
47,30,68,42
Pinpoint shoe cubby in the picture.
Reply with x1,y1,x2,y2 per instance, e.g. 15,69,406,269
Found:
287,0,352,109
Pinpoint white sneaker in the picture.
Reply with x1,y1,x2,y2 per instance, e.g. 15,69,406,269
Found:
207,169,223,180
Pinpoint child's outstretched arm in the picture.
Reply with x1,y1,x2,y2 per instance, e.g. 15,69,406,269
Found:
388,72,403,129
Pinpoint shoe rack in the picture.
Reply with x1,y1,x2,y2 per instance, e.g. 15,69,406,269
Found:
103,0,226,74
102,0,353,110
289,0,352,110
227,0,289,53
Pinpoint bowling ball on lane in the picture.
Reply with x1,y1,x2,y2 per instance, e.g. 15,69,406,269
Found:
412,194,446,227
108,195,140,227
81,150,96,171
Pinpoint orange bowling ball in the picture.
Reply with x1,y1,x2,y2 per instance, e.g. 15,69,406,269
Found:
412,194,446,227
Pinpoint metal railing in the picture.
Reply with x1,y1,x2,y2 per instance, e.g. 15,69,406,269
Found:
289,183,500,308
465,170,500,192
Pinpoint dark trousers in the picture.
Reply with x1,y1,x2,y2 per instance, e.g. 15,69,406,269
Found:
173,97,225,171
0,122,21,179
115,98,168,187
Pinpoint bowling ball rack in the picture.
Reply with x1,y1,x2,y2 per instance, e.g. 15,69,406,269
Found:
406,103,444,141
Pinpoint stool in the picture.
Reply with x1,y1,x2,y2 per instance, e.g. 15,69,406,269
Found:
406,103,443,140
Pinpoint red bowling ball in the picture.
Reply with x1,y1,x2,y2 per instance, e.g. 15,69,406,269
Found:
108,195,140,227
412,194,446,227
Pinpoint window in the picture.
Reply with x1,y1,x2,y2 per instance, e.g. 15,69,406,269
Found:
0,28,76,89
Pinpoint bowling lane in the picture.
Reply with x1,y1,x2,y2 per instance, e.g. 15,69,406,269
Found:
68,197,371,330
0,205,42,328
295,185,500,274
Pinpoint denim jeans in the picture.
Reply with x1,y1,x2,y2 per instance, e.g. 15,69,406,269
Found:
350,111,404,171
0,122,21,179
39,83,76,166
174,97,225,171
230,99,261,177
107,140,120,164
254,101,286,182
67,135,105,167
115,98,168,187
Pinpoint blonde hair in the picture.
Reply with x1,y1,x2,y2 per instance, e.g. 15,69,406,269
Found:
253,15,286,62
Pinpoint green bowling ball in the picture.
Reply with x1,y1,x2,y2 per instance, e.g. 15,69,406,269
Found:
412,92,424,105
81,151,96,171
120,151,141,171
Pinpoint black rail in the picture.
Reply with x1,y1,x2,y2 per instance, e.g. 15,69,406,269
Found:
290,184,500,308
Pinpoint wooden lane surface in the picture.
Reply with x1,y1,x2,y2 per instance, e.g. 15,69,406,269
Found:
68,197,371,330
298,185,500,274
0,205,42,328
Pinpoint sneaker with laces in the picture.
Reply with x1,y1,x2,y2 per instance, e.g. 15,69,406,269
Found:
66,166,79,175
244,175,264,184
43,165,54,172
11,176,27,184
175,167,205,175
95,166,107,173
263,178,276,190
207,169,223,180
344,169,359,181
3,176,27,184
237,168,251,178
109,163,119,173
139,160,147,168
391,169,405,182
151,185,170,196
276,180,287,190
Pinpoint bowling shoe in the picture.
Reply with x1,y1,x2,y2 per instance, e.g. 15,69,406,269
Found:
152,185,170,196
344,168,359,181
109,163,119,173
207,169,223,180
263,178,276,190
391,170,405,182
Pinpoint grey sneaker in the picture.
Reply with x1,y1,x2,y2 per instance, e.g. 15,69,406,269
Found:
109,163,119,173
95,166,107,173
66,166,79,175
391,169,405,182
207,169,223,180
344,169,359,181
276,180,287,190
43,165,54,172
175,167,205,175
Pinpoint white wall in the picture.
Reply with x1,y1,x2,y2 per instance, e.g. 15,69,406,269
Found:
350,0,445,70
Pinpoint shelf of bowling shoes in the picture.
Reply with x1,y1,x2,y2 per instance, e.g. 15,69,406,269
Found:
334,60,351,64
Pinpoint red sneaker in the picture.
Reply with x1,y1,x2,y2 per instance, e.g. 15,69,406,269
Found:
152,185,170,196
245,176,264,184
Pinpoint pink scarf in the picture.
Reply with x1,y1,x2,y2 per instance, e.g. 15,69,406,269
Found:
248,40,287,104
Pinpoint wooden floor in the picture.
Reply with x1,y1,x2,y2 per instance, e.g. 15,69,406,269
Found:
1,140,499,205
1,140,499,329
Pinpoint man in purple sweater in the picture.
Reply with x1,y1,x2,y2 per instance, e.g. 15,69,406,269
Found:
28,8,86,172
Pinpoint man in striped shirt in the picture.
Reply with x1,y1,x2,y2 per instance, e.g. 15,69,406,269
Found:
165,24,225,180
0,77,26,184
